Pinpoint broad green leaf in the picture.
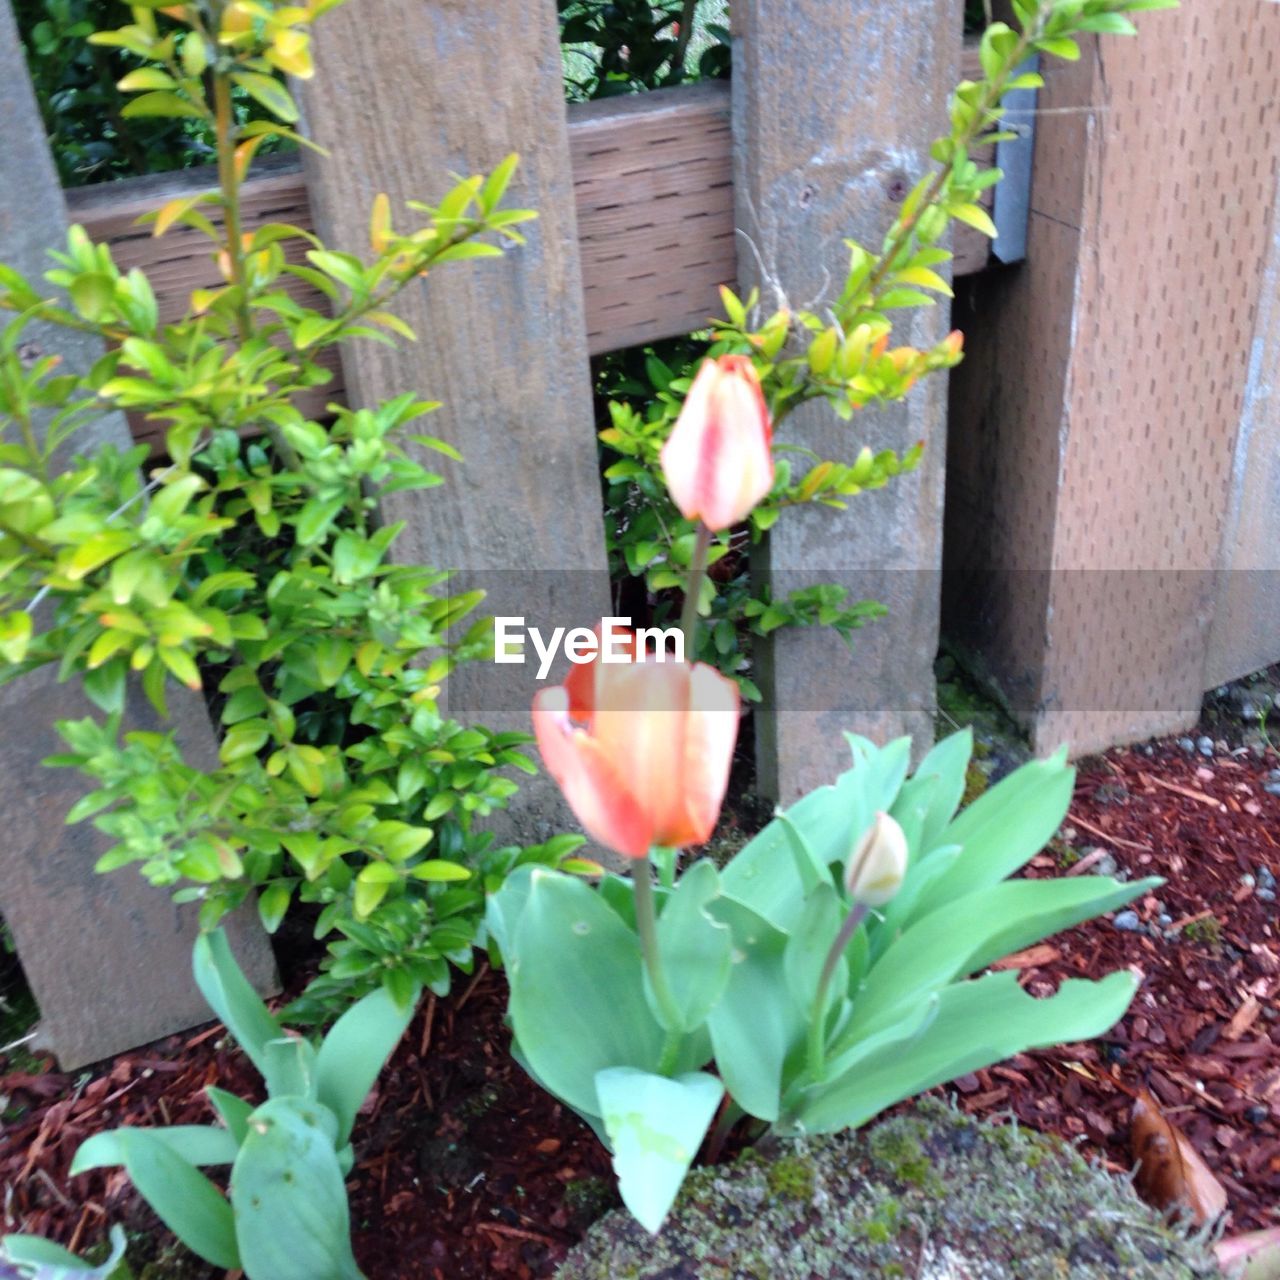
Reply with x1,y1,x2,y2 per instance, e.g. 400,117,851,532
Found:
892,728,972,856
508,871,666,1120
192,928,280,1080
71,1124,238,1173
1,1224,127,1277
721,737,911,930
706,897,802,1123
645,860,732,1034
783,881,845,1014
232,1099,361,1280
595,1067,723,1234
314,982,419,1147
843,875,1157,1041
206,1086,253,1145
794,970,1138,1134
262,1036,317,1100
911,749,1075,916
116,1128,239,1269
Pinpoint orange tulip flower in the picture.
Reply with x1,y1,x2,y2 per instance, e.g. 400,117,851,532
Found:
660,354,774,532
532,632,740,859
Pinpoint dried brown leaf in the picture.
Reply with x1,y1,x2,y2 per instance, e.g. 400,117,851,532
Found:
1131,1089,1229,1225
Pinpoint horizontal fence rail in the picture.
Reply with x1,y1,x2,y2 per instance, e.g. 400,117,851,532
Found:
65,54,991,447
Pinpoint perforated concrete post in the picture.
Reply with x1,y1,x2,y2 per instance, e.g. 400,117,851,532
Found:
300,0,611,842
733,2,959,800
944,3,1280,756
0,0,276,1069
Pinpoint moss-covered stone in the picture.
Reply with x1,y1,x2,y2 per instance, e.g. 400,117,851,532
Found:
555,1099,1225,1280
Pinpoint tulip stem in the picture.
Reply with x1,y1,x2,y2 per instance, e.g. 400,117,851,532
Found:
633,857,684,1073
806,902,868,1084
679,522,713,660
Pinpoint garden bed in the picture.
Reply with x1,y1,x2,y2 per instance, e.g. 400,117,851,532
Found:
3,725,1277,1275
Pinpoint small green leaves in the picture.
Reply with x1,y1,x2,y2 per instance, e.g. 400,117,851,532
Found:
231,71,300,123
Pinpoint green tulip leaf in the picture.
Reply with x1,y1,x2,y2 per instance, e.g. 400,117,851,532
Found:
845,875,1159,1042
232,1099,362,1280
911,749,1075,917
595,1067,724,1234
314,981,420,1148
508,870,666,1119
71,1124,239,1174
115,1128,240,1270
706,897,802,1123
794,970,1138,1134
192,928,280,1080
645,860,732,1034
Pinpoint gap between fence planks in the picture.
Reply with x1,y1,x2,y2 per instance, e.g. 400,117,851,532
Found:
65,64,990,450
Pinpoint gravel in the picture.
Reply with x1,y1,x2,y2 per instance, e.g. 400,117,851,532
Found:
1112,910,1141,932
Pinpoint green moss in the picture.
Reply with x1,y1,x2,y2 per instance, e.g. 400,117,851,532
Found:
763,1153,815,1202
867,1122,935,1189
1184,917,1222,945
961,759,991,807
856,1197,901,1244
556,1099,1226,1280
563,1175,617,1230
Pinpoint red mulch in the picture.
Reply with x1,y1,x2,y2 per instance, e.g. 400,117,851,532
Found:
2,736,1278,1274
942,740,1280,1232
0,968,613,1278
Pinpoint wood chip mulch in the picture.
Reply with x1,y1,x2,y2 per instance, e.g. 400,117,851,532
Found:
0,967,614,1279
2,736,1277,1275
940,740,1280,1232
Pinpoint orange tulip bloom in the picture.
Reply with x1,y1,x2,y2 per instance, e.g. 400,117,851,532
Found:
532,633,740,859
660,355,774,532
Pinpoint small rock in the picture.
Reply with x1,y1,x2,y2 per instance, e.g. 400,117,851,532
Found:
1241,873,1256,889
1267,768,1280,783
1113,910,1141,932
1157,913,1172,926
1240,700,1258,720
1141,744,1154,757
1258,889,1276,903
1245,1104,1269,1126
1197,736,1215,757
1264,782,1280,798
1096,852,1118,877
1178,737,1196,754
1259,867,1277,893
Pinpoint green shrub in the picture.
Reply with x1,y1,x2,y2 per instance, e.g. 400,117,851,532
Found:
0,0,589,1020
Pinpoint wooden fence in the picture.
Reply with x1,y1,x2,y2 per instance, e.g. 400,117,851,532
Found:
2,0,985,1064
16,0,1280,1067
65,52,993,449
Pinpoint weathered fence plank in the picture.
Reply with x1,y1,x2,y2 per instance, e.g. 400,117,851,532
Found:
945,2,1280,756
734,1,960,799
299,0,611,841
1205,152,1280,690
0,0,276,1070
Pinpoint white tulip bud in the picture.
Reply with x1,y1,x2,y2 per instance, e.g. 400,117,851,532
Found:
844,810,908,907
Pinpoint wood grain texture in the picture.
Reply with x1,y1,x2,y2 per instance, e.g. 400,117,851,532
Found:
0,0,275,1070
67,44,992,450
298,0,611,844
734,0,961,800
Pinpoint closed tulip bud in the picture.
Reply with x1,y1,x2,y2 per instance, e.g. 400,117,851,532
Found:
844,811,908,906
659,355,774,532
